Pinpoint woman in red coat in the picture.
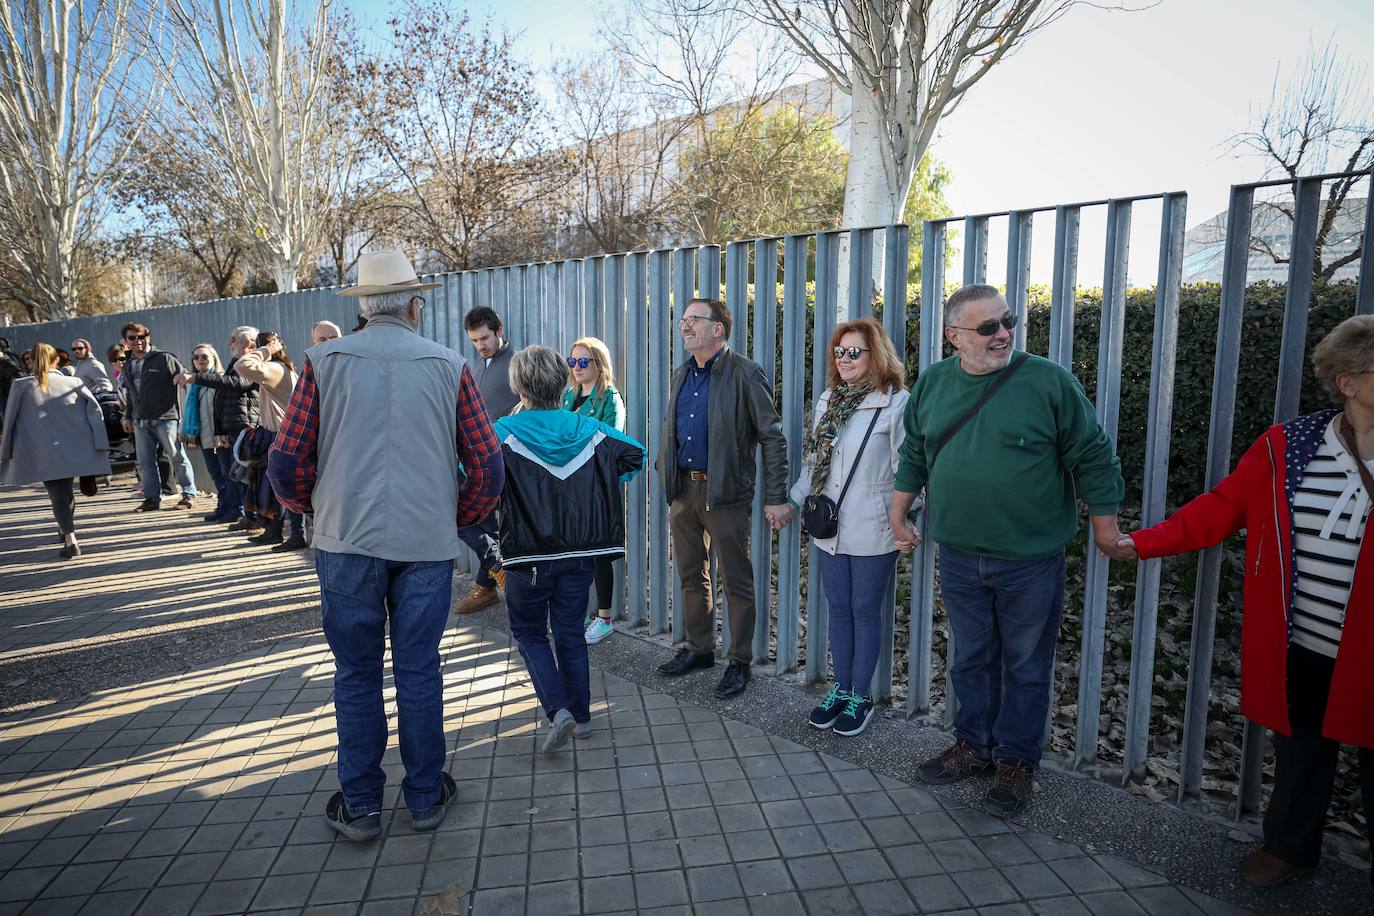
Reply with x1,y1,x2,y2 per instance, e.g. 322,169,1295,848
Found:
1122,315,1373,890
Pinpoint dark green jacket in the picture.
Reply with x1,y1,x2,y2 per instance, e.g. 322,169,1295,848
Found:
561,384,625,431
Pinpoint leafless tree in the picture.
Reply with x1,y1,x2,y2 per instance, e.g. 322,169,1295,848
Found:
0,0,164,320
747,1,1131,230
159,0,348,292
1228,37,1371,283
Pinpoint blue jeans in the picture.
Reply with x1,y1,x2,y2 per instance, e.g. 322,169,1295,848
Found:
200,446,229,515
134,420,196,500
316,549,454,815
505,558,596,724
457,512,501,587
214,446,244,520
816,550,898,697
938,545,1065,767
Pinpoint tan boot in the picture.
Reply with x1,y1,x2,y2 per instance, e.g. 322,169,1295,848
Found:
491,567,506,591
1239,848,1315,887
455,584,500,614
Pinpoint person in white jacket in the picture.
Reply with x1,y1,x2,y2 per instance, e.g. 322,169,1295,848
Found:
786,318,910,737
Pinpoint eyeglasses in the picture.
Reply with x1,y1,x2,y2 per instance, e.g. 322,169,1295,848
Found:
947,313,1017,337
72,345,87,351
832,346,870,361
112,356,127,363
193,355,211,362
125,333,148,342
680,314,718,328
567,357,592,369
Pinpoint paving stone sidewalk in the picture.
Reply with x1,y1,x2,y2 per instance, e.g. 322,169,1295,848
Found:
0,480,1330,915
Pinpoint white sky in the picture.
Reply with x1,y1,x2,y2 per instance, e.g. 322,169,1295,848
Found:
345,0,1374,286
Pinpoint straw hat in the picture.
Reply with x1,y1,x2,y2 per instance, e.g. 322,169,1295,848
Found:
340,250,441,298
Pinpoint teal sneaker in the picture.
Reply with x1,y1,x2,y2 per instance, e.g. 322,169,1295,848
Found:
832,692,875,737
808,685,848,730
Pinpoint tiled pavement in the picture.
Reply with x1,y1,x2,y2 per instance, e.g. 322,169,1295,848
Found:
0,481,1315,915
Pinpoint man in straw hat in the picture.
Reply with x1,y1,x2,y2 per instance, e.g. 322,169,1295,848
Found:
269,250,505,840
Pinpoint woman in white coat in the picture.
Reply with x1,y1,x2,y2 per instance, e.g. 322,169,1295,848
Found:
787,318,910,736
1,342,112,559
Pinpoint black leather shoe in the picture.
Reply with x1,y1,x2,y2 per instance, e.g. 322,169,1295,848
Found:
715,660,751,698
657,647,714,677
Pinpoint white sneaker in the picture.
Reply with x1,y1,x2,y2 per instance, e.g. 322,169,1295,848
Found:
584,617,614,644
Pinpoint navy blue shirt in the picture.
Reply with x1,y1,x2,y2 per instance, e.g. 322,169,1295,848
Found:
675,349,720,470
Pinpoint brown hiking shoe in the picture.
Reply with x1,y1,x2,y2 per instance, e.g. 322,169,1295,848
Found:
984,759,1034,817
456,584,500,614
917,739,995,785
1239,848,1315,888
491,568,506,591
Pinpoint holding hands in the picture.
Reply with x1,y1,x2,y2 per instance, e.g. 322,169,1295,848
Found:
174,371,195,387
1091,515,1138,561
764,503,793,530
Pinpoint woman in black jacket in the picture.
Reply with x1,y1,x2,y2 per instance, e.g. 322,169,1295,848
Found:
181,328,261,528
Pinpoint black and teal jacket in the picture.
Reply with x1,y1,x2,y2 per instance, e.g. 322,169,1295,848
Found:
492,409,646,567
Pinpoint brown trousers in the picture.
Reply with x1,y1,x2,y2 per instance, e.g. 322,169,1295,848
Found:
669,477,756,663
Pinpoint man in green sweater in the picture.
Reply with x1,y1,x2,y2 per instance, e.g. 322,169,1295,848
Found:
888,283,1132,817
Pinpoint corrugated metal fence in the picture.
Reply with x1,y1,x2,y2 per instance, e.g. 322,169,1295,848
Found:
6,169,1372,816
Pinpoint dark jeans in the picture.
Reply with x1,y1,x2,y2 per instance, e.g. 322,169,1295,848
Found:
593,557,615,613
200,446,230,514
1264,645,1374,872
506,558,596,724
938,544,1066,767
215,446,245,520
669,478,756,663
457,512,501,588
316,549,454,816
816,550,898,697
44,479,75,535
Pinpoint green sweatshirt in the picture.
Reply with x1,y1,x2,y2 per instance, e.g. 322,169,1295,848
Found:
893,352,1123,559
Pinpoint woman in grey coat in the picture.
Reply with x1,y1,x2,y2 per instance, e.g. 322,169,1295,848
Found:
1,343,112,559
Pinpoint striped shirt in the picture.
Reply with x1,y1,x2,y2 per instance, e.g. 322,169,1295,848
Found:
1291,419,1370,657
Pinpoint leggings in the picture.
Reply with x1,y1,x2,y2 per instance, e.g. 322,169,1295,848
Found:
44,479,75,535
594,557,615,613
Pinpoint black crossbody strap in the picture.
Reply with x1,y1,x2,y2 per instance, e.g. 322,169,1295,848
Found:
931,352,1029,468
833,407,884,511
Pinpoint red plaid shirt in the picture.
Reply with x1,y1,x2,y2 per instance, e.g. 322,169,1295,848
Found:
268,359,503,527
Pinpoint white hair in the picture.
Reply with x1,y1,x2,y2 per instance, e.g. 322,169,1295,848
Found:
359,291,420,319
312,320,342,339
232,325,259,346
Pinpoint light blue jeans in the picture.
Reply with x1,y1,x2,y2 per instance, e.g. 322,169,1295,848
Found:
134,420,196,500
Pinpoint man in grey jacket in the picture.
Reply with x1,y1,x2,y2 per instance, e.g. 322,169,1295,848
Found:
656,298,791,698
455,306,517,612
70,339,113,395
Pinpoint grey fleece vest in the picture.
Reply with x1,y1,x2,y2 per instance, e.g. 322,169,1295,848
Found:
307,313,467,561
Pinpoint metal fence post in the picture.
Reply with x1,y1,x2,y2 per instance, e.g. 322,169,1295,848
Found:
1048,206,1081,369
1006,210,1033,351
647,250,672,636
806,231,840,686
751,239,779,665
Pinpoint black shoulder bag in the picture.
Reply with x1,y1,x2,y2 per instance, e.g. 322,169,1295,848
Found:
802,408,883,539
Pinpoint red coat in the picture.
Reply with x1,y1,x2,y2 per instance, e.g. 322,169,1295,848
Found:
1132,411,1373,749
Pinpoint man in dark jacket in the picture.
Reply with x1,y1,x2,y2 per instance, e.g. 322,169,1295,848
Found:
184,326,261,528
455,306,517,612
656,298,790,699
118,322,198,511
0,338,22,434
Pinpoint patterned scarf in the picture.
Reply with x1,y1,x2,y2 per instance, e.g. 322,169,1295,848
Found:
804,379,874,496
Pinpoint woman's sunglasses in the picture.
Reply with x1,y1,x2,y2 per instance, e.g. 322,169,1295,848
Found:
948,313,1018,337
832,346,870,361
193,354,211,361
112,356,127,363
567,357,592,369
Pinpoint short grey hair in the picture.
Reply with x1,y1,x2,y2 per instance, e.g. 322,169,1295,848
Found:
232,325,259,346
509,345,569,411
312,320,342,339
359,291,421,319
944,284,1002,325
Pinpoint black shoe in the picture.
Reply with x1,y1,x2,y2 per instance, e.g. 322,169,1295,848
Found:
134,498,161,512
411,773,458,831
714,660,751,699
917,739,996,785
58,543,81,560
984,759,1034,817
808,685,848,730
248,523,283,546
272,532,307,552
832,692,875,737
324,791,381,841
657,647,714,677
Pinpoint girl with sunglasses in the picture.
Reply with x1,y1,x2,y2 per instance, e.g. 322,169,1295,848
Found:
786,318,910,737
560,337,627,645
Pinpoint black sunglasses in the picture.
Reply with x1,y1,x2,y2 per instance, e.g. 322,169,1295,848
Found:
112,356,127,363
125,333,149,342
832,346,870,361
948,313,1017,337
192,354,211,361
567,357,592,369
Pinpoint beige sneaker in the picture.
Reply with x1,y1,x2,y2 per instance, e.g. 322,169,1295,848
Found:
455,584,500,614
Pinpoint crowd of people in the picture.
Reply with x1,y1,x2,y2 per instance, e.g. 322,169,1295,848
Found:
0,248,1368,895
